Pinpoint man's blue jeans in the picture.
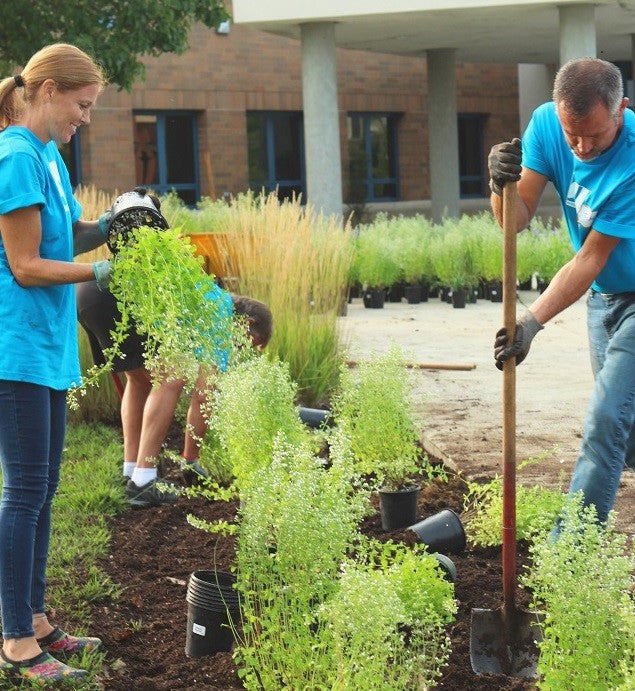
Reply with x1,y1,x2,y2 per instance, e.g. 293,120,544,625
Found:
0,381,66,639
567,290,635,523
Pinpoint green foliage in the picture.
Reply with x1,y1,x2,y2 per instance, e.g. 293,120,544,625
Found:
351,217,402,288
386,215,437,285
532,217,574,283
69,325,121,424
331,347,432,490
522,495,635,690
464,453,567,547
77,227,234,399
0,1,229,91
48,423,124,630
159,190,233,234
207,356,309,497
234,435,370,689
321,541,454,689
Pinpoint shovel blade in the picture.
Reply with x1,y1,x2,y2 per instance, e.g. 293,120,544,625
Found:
470,606,542,679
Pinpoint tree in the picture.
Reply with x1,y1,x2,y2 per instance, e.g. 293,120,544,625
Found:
0,1,230,91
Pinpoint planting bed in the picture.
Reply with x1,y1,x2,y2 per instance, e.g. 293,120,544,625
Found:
88,429,534,690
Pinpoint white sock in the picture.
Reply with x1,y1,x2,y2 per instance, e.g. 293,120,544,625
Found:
123,461,136,478
131,467,158,487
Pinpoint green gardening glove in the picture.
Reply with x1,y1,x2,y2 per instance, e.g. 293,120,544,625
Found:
93,259,113,291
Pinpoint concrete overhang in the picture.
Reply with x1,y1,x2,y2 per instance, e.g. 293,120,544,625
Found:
232,0,635,64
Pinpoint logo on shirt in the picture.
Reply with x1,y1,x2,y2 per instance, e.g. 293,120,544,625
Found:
566,181,596,229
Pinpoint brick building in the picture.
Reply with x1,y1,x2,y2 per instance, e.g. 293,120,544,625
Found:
74,20,518,208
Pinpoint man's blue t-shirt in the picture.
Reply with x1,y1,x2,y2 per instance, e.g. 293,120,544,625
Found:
0,126,82,389
522,103,635,293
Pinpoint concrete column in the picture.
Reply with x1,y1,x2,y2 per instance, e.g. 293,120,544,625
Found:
300,22,343,221
559,4,596,66
518,64,555,132
427,48,460,222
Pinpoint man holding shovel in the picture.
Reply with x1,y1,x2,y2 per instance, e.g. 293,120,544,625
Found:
490,57,635,527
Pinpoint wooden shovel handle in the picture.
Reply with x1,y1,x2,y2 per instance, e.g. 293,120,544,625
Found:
502,181,518,610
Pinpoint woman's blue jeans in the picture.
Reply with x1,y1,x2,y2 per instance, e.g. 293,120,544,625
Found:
567,290,635,523
0,381,66,640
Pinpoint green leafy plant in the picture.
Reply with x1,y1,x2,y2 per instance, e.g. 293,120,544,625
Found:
206,355,310,497
234,433,370,689
352,218,402,289
331,347,436,490
429,225,478,291
321,541,455,689
464,452,566,547
70,227,236,408
533,217,574,284
521,495,635,689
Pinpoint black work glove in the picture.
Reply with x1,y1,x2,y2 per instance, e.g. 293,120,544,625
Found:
494,310,543,370
488,137,522,196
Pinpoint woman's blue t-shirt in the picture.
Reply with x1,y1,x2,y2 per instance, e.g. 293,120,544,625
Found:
0,126,82,389
522,103,635,293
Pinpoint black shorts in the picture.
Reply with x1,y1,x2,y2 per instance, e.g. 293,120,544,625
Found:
76,280,146,373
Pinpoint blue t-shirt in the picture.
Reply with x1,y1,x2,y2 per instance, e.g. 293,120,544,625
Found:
0,126,82,389
201,282,234,373
522,102,635,293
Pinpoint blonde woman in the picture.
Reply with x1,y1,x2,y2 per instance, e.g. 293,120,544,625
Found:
0,43,111,682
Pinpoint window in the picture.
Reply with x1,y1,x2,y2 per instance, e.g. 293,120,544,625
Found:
346,113,399,203
247,111,305,201
133,112,199,205
458,114,486,198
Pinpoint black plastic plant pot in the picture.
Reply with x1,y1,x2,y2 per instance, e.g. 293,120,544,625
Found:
452,288,467,308
405,508,466,554
363,288,386,309
298,406,332,429
405,283,422,304
185,570,241,657
431,552,458,583
378,485,420,531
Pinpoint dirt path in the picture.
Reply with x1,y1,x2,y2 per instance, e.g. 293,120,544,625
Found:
339,290,635,539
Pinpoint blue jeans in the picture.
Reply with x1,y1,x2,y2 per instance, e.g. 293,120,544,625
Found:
0,381,66,640
566,290,635,523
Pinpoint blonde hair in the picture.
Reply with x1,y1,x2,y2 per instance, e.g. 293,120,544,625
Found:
0,43,106,129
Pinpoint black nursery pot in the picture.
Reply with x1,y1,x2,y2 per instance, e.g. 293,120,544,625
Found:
185,570,241,657
363,288,386,309
378,485,420,531
451,288,467,309
405,508,466,554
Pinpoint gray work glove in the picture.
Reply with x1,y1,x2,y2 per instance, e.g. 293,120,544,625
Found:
494,310,543,370
488,137,522,196
93,259,113,291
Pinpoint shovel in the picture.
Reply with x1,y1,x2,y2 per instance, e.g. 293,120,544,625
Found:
469,182,542,678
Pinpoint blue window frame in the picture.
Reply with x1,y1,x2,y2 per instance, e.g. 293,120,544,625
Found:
458,113,486,198
134,111,200,205
346,113,399,203
247,111,305,201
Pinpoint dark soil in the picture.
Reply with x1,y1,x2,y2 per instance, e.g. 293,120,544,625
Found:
87,430,537,690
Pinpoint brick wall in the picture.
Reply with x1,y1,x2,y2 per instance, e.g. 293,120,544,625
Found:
88,21,518,202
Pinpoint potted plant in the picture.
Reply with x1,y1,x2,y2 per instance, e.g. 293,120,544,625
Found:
429,225,478,309
331,347,430,529
352,220,401,308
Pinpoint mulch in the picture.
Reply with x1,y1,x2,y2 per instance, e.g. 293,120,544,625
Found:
80,428,537,690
